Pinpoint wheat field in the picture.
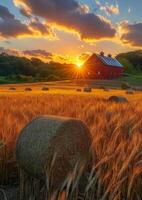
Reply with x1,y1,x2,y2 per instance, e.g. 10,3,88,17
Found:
0,87,142,199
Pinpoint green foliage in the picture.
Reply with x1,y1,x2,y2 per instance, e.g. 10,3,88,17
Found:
0,53,74,82
15,74,33,82
118,58,134,73
46,74,60,81
1,50,142,83
116,50,142,74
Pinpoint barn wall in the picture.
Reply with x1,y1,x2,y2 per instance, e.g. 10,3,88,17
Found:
85,64,123,79
83,53,124,79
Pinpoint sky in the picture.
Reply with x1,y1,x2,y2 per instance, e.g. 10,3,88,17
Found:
0,0,142,64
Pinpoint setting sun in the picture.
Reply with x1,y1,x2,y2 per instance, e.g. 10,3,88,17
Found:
76,62,83,69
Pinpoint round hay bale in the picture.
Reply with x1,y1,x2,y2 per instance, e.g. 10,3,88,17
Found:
104,88,109,92
16,116,92,188
99,86,105,90
126,89,134,95
76,88,82,92
121,82,130,90
9,87,16,91
84,87,92,93
42,87,49,91
24,88,32,91
108,96,128,103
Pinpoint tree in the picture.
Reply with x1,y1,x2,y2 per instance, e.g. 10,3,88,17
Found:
118,58,134,73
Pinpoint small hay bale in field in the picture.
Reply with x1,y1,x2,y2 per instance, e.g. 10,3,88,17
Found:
42,87,49,91
121,82,130,90
24,88,32,91
16,115,92,189
99,86,105,90
9,87,16,91
76,88,82,92
108,96,128,103
126,89,134,95
83,87,92,93
104,88,109,92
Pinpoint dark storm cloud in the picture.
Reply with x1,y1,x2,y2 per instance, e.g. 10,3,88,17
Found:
14,0,116,40
120,21,142,47
0,5,31,38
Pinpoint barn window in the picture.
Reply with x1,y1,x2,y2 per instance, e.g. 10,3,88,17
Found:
98,71,101,75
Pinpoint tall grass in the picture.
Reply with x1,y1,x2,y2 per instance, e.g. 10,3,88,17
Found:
0,93,142,199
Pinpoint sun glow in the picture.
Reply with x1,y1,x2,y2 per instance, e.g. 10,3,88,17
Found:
76,62,83,69
71,60,87,79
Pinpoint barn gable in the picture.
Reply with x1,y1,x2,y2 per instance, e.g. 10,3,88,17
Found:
83,52,124,79
85,53,123,68
96,54,123,67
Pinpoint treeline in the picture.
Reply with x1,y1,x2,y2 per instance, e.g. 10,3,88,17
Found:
116,50,142,74
0,50,142,83
0,53,75,82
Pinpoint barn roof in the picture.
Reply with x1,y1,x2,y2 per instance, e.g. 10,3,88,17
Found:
96,54,123,67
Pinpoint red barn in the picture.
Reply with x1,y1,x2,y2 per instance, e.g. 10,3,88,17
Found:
83,52,124,79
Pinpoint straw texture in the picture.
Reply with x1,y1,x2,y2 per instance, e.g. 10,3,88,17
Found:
16,116,92,187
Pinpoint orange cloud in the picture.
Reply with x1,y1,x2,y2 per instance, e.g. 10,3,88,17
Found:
95,0,119,16
14,0,116,41
119,21,142,47
0,47,20,56
100,5,119,16
28,20,56,39
0,46,90,64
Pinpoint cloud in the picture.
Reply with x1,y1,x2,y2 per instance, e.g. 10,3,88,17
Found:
0,5,32,38
14,0,116,41
0,5,56,39
0,47,53,61
79,53,91,62
23,49,53,59
119,21,142,47
0,46,91,64
100,4,119,16
0,47,20,56
19,7,31,18
29,19,54,36
128,8,131,13
95,0,119,16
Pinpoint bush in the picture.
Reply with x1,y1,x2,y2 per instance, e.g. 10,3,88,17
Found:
16,75,33,82
47,75,60,81
118,58,135,73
